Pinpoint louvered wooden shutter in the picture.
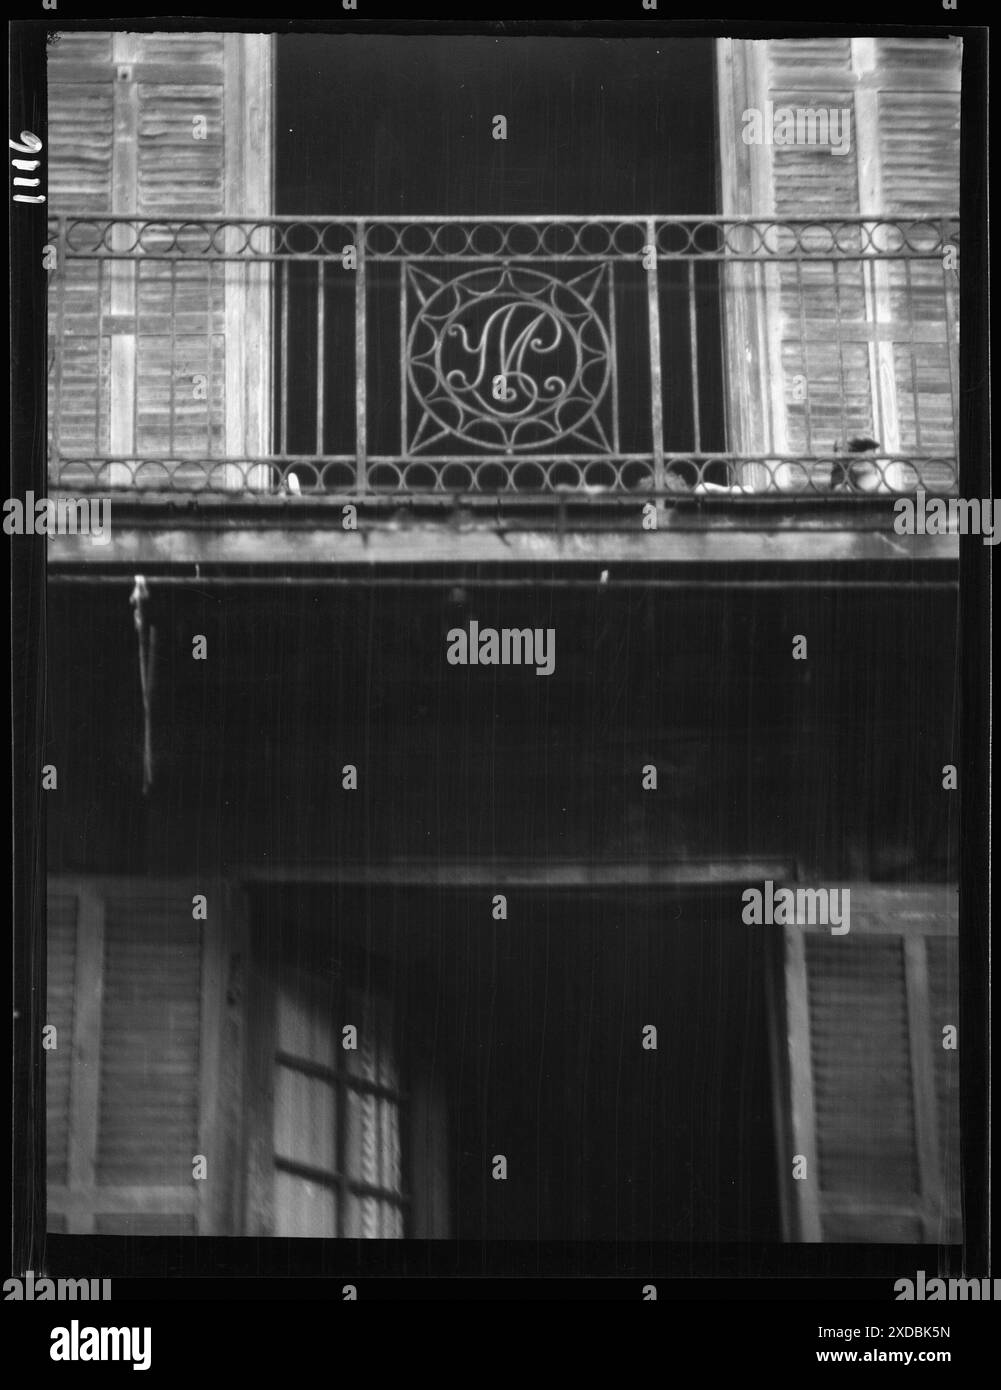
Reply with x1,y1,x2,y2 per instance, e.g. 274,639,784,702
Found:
44,890,79,1233
46,878,243,1235
768,39,868,471
48,34,272,491
133,36,227,480
869,39,961,481
772,37,960,473
47,34,115,488
720,38,960,484
94,890,203,1232
781,885,960,1242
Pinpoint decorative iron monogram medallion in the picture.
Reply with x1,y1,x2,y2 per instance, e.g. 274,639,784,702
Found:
406,264,612,453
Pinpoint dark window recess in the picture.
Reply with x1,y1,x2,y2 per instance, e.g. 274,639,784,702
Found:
273,36,725,470
250,885,780,1244
268,932,407,1239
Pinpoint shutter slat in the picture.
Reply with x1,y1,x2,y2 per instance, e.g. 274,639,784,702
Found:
48,33,115,66
769,38,855,78
141,35,226,67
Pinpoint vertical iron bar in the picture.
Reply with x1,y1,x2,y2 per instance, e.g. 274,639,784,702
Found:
51,218,67,480
867,257,887,451
607,260,621,458
400,260,408,458
316,258,326,460
794,255,812,454
644,217,665,495
280,258,289,460
95,253,104,461
355,219,368,492
687,258,702,455
133,255,141,461
205,258,213,459
168,260,177,456
940,229,959,479
903,257,922,454
758,259,773,458
831,258,848,448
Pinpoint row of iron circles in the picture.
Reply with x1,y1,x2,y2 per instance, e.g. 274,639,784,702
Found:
655,219,956,257
362,459,658,492
61,221,357,257
365,221,652,259
59,459,651,492
63,220,238,255
56,459,699,493
652,220,848,256
276,463,357,490
55,457,953,494
58,460,679,493
288,457,931,493
55,461,258,489
59,217,957,259
65,461,366,492
88,460,659,493
52,462,109,487
125,462,364,491
127,461,257,488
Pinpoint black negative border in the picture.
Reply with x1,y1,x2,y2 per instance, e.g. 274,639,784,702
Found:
7,6,991,1297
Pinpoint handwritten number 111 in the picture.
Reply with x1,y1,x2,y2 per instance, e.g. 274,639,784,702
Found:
10,131,45,203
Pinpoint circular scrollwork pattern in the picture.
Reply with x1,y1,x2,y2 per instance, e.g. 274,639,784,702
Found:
407,265,612,453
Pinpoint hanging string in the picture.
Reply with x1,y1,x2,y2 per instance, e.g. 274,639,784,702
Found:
129,575,155,796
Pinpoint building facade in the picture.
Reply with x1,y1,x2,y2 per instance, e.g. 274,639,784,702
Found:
44,32,962,1245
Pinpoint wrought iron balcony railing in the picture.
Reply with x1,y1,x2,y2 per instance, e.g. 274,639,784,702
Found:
47,214,960,506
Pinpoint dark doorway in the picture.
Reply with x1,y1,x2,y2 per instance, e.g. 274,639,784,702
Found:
275,36,718,218
272,35,725,469
439,888,780,1242
249,883,781,1243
